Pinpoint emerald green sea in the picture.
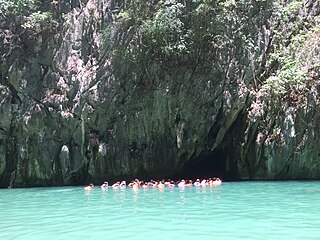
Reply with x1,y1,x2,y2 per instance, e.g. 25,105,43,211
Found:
0,181,319,239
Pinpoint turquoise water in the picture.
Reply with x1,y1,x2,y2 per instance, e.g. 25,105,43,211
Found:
0,181,320,240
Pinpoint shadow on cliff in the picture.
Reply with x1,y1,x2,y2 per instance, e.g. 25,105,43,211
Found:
177,148,233,181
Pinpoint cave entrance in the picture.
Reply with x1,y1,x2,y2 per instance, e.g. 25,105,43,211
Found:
179,148,232,181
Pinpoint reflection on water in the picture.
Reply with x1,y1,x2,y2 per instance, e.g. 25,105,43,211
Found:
0,182,320,240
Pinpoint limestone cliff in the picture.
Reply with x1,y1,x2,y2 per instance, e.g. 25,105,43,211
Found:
0,0,320,187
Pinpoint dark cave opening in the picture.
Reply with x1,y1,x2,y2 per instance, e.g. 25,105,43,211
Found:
175,110,246,182
178,148,234,181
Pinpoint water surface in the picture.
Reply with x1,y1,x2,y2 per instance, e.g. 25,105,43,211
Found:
0,181,319,239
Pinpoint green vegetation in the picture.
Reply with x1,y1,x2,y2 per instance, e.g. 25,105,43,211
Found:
264,0,319,96
22,10,54,30
0,0,36,17
2,0,318,96
139,1,185,59
266,61,306,95
104,0,274,87
101,0,320,100
1,0,57,34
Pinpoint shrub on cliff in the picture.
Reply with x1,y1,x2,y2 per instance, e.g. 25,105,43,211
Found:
104,0,274,88
0,0,36,18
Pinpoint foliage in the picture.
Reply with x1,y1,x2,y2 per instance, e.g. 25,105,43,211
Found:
263,0,320,95
0,0,11,17
266,61,306,95
0,0,57,33
138,0,185,59
102,0,320,101
104,0,275,87
298,21,320,70
122,0,158,22
22,11,54,31
0,0,36,17
273,0,303,22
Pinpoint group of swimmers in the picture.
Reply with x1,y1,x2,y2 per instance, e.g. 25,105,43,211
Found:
83,178,222,190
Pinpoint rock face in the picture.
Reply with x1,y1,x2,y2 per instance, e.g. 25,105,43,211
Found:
0,0,320,188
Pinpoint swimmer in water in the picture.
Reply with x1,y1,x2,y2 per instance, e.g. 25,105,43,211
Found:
158,181,165,188
135,179,141,188
209,178,213,187
164,179,171,187
132,181,139,191
194,179,201,187
84,183,94,191
213,178,222,186
142,182,149,188
112,182,120,189
178,179,186,188
185,180,193,187
101,181,109,189
200,179,207,187
120,181,126,189
168,181,175,188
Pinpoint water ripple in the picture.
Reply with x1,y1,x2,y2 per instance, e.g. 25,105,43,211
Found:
1,182,320,239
